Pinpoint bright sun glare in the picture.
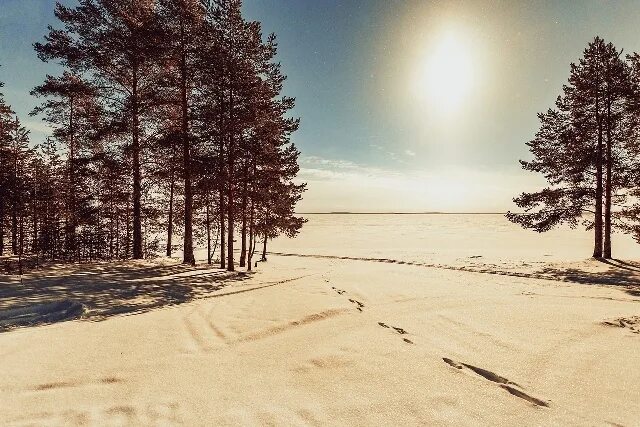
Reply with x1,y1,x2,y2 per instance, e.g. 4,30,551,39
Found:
419,32,475,112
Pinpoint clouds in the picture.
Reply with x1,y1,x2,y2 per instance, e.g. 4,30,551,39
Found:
300,155,362,171
368,143,418,164
296,155,545,213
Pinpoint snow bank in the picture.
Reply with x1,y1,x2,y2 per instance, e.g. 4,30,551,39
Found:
0,300,84,331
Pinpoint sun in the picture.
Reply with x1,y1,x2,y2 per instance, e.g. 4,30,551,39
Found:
418,31,475,112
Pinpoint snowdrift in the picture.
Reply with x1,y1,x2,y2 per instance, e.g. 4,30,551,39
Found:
0,300,84,331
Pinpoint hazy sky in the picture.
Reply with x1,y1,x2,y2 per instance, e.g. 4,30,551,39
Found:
2,1,640,212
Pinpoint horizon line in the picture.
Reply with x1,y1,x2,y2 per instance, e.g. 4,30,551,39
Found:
295,212,508,215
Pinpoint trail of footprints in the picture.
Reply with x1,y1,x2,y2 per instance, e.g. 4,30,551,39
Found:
378,322,414,344
329,281,414,344
327,278,549,408
442,357,549,407
328,278,549,407
348,299,365,311
331,286,365,312
603,316,640,334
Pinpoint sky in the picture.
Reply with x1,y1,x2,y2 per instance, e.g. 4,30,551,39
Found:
2,1,640,212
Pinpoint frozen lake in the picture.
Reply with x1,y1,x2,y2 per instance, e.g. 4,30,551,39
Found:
271,214,640,265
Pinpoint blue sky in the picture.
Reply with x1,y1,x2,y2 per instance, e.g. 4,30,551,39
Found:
2,1,640,211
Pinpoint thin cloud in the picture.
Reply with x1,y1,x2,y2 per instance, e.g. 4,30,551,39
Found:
296,155,545,212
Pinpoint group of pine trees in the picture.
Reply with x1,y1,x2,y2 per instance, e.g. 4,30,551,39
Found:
508,36,640,259
0,0,305,271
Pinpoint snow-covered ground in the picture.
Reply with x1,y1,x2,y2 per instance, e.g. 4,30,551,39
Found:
0,214,639,425
271,213,640,264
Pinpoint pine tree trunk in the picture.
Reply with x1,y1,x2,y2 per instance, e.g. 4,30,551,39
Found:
18,212,23,256
219,188,226,269
226,88,235,272
11,135,18,255
261,233,267,262
206,200,212,265
131,72,143,260
217,55,226,270
54,215,60,260
11,207,18,255
603,99,613,259
115,206,120,259
11,197,17,255
218,132,226,269
247,226,253,271
592,62,604,259
227,176,234,271
32,187,38,253
126,198,131,259
593,113,604,259
0,198,4,256
109,205,114,260
252,237,257,264
247,198,254,271
181,126,194,265
68,98,77,261
239,175,247,268
166,171,174,257
180,17,195,266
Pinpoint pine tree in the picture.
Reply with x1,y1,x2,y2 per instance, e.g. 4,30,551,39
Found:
600,43,635,258
3,0,309,267
507,37,636,259
157,0,206,265
0,74,15,256
31,72,101,260
7,117,32,256
35,0,164,259
35,138,66,259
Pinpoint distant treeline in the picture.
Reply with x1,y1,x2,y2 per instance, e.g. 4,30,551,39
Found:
508,37,640,258
0,0,306,271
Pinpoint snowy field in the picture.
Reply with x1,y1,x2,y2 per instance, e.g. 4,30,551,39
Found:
0,214,639,425
271,213,640,264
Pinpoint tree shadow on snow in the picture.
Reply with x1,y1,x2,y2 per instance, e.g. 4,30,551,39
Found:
0,260,252,331
537,258,640,297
